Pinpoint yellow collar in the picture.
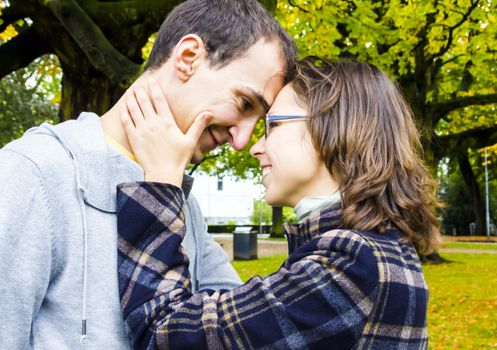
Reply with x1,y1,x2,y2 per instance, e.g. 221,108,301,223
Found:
104,133,137,162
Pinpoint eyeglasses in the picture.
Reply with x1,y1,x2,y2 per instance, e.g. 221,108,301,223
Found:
265,114,309,138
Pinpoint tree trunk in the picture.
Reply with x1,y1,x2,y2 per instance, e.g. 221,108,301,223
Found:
457,150,486,235
59,60,125,121
270,206,284,238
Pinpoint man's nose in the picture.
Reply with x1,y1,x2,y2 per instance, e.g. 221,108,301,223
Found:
229,119,259,151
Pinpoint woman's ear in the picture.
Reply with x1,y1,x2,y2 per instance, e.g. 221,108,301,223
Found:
171,34,206,82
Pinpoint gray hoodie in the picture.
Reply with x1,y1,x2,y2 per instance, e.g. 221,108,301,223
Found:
0,113,241,349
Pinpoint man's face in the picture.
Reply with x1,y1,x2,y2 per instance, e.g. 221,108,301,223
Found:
169,39,286,163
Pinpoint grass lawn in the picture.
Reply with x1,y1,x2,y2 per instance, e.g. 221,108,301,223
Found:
232,252,497,349
443,242,497,250
424,253,497,349
232,254,287,282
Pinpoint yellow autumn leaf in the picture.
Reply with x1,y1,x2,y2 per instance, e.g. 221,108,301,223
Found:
0,24,18,42
50,91,61,105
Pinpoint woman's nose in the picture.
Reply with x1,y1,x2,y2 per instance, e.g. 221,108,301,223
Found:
249,136,265,157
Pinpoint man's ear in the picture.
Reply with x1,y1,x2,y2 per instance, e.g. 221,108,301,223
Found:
172,34,206,82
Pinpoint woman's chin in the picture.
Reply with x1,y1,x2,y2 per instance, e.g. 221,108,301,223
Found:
264,191,289,208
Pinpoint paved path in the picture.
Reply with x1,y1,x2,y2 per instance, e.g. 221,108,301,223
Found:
438,248,497,255
213,236,287,261
213,235,497,261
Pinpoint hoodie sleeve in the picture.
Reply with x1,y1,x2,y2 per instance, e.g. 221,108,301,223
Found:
0,149,55,348
186,194,242,291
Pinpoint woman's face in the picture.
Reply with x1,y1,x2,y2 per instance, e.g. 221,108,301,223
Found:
250,84,336,208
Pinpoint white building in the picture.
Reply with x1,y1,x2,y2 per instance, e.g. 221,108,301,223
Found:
190,174,263,224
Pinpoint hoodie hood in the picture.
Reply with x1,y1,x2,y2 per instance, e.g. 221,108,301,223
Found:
28,112,143,213
28,113,194,213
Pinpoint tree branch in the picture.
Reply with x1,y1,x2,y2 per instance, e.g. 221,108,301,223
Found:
411,4,439,106
451,60,474,98
434,125,497,158
428,60,475,123
439,54,464,67
288,0,309,13
40,0,140,87
429,93,497,120
429,0,479,62
188,154,221,175
0,27,52,79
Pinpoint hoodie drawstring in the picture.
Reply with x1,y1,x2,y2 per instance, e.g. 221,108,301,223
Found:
76,160,89,343
41,125,89,344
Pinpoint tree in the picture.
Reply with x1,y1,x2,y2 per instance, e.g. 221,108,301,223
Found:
276,0,497,158
275,0,497,234
439,158,476,235
0,0,277,121
436,104,497,234
0,56,60,147
0,15,60,146
251,198,273,225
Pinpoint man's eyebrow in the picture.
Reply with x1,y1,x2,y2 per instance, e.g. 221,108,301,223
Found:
241,87,270,113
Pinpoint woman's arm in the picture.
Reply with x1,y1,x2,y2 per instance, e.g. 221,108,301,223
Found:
117,181,378,350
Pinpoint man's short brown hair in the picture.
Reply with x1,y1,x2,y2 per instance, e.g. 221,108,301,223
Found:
145,0,297,84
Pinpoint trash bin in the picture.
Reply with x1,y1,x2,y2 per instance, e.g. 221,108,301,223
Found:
233,227,258,260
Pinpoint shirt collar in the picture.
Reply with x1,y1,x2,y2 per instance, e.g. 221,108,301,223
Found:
284,204,343,254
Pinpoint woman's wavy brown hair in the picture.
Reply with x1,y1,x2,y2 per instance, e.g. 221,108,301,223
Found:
293,57,442,254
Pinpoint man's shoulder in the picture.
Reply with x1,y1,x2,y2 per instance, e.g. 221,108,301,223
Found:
3,130,62,159
1,114,102,174
1,133,75,184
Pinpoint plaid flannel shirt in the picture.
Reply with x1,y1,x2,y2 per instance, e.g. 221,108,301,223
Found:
117,182,429,350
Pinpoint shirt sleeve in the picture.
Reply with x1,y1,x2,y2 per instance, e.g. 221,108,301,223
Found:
117,182,378,350
0,150,55,348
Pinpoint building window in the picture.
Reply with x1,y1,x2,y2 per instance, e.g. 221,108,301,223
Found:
217,178,223,191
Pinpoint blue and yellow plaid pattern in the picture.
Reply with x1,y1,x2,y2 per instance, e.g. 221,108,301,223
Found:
117,182,429,349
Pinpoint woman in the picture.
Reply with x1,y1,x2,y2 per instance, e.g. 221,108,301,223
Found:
117,58,441,349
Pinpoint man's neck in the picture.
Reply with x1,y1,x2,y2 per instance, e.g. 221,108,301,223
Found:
100,104,133,154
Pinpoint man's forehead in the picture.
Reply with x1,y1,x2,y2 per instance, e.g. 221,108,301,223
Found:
264,74,286,106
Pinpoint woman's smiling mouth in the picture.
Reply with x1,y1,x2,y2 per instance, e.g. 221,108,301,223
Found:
262,165,272,177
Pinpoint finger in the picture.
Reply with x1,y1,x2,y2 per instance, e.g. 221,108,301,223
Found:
120,99,136,139
147,76,175,123
134,86,156,121
186,112,213,143
125,89,145,127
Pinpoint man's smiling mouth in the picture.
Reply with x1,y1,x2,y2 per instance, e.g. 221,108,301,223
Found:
207,128,219,147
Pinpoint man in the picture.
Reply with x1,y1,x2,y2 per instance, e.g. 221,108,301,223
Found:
0,0,297,348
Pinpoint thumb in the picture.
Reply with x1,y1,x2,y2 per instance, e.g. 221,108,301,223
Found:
186,112,213,143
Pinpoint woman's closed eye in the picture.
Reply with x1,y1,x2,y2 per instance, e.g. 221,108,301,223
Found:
268,121,280,129
266,121,281,136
